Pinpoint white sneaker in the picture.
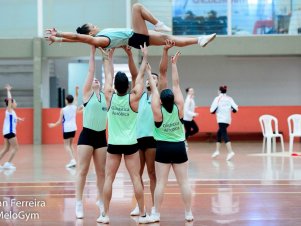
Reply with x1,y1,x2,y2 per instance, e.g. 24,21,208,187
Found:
96,213,110,224
151,206,156,215
211,150,220,158
3,169,16,176
198,33,216,47
138,214,156,224
154,21,172,32
130,204,140,216
3,162,16,170
75,201,84,218
96,200,104,214
185,211,194,222
150,213,160,222
226,152,235,161
66,159,76,168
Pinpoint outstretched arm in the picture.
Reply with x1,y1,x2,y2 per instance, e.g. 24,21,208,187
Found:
131,43,148,101
147,64,162,122
5,85,13,113
48,109,63,128
122,46,138,88
231,98,238,113
159,40,175,91
171,51,184,118
102,48,115,109
82,46,96,102
45,28,108,47
74,86,79,107
210,97,219,113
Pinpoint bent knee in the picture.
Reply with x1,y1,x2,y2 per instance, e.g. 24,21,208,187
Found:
132,3,143,11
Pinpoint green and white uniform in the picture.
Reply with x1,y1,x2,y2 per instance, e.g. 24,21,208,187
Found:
136,92,156,150
154,104,187,164
83,92,107,132
77,92,107,149
96,28,134,49
108,93,138,145
154,105,185,142
137,92,154,138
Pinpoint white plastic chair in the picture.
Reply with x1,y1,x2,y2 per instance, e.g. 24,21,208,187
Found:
259,115,285,154
288,114,301,152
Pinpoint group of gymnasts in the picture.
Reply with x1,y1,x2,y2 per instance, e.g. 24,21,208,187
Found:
0,3,239,224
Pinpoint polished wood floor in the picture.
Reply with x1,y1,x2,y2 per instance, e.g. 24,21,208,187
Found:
0,141,301,225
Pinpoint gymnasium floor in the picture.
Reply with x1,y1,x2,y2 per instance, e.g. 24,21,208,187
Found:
0,141,301,225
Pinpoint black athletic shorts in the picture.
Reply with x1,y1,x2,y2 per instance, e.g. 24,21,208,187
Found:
155,140,188,164
107,144,139,155
128,32,150,49
77,127,107,149
137,137,156,151
4,133,16,139
63,131,76,139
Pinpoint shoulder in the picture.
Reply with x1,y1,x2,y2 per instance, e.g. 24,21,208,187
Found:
226,95,233,100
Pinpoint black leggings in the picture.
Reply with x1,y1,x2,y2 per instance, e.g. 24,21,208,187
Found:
217,123,230,143
183,120,199,139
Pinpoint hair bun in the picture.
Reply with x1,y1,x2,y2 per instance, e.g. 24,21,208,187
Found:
219,85,227,93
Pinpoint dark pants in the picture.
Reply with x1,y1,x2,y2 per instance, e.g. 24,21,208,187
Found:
217,123,230,143
183,120,199,139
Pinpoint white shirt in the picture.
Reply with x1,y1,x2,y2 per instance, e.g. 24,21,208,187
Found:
3,110,17,135
210,94,238,124
184,96,197,121
62,105,77,133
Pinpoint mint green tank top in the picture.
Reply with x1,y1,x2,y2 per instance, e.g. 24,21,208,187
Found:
154,104,185,142
83,92,107,131
108,93,138,145
96,28,134,49
136,92,154,139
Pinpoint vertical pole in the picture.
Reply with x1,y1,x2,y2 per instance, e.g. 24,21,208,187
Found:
37,0,43,37
227,0,232,35
33,38,42,144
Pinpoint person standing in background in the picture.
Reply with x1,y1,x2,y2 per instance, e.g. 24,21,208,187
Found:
183,87,199,149
210,85,238,161
48,86,79,168
0,85,24,170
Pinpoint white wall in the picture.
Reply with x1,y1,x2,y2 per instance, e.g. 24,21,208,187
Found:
147,55,301,106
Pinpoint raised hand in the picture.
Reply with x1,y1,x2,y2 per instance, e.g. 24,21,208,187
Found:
5,84,12,90
171,51,181,64
108,48,115,60
98,47,115,61
45,28,58,37
146,63,152,76
140,42,148,57
98,47,109,60
121,45,132,56
164,39,175,50
46,36,57,45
